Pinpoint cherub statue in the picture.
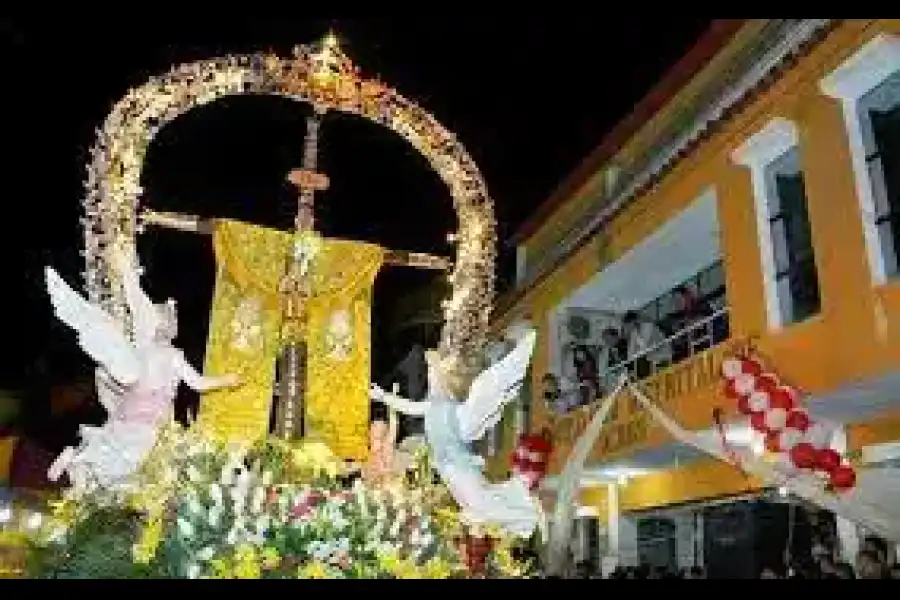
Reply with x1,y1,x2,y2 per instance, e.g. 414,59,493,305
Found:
44,255,240,494
361,411,398,487
370,326,540,537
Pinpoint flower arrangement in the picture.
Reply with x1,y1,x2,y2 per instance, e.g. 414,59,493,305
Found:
25,425,533,579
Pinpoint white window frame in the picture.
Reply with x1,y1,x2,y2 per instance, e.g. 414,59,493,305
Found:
820,33,900,284
731,117,802,331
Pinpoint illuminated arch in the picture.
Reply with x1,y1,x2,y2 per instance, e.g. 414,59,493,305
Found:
81,35,495,372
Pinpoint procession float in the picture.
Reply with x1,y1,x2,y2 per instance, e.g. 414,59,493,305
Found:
0,33,555,579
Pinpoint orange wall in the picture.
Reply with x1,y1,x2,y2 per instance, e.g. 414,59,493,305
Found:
491,20,900,482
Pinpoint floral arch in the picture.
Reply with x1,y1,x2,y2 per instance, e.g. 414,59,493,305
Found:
81,34,496,372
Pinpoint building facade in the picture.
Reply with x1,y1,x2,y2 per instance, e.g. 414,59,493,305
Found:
490,19,900,574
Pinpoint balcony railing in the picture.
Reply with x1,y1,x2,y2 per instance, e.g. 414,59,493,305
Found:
551,307,731,415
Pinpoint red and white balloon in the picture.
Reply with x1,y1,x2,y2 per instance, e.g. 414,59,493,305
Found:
511,434,552,491
720,356,855,491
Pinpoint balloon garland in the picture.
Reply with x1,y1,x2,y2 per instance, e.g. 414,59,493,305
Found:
510,433,553,491
721,356,856,492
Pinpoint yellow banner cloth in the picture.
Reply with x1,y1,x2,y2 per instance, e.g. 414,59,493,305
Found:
199,219,383,460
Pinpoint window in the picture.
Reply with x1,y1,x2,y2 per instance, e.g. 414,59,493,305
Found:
732,117,821,329
764,149,821,324
820,33,900,284
859,72,900,277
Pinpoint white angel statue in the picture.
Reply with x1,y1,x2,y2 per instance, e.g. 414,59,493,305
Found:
44,257,240,494
370,326,540,537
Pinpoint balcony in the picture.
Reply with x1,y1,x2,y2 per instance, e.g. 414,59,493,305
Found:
547,308,759,470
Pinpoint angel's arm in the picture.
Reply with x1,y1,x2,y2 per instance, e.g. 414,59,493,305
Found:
175,351,239,392
387,396,400,448
370,384,427,417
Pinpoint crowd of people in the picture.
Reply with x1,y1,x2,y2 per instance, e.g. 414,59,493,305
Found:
545,284,728,414
533,534,900,579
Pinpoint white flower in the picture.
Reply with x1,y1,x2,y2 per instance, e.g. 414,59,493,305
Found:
389,519,401,538
186,465,203,483
261,470,273,486
209,483,223,506
0,506,12,524
26,512,43,530
207,509,221,528
177,518,194,539
254,515,270,535
186,563,201,579
47,527,68,543
188,497,204,515
219,466,234,486
236,469,252,490
196,546,216,561
225,527,239,546
250,487,265,514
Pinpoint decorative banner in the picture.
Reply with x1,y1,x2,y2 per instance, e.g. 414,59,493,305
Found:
199,219,384,460
199,219,290,442
305,239,384,460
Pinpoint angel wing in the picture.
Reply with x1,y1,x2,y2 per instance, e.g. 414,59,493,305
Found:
546,376,625,575
456,329,537,443
45,267,141,386
115,253,160,346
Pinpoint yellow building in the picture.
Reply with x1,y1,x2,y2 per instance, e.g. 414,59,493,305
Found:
490,19,900,574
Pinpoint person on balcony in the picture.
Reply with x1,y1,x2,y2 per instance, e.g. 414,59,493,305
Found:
597,327,627,395
621,311,671,379
567,344,600,407
668,285,714,361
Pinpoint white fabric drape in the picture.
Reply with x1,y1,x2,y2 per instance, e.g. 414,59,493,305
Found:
546,376,626,575
627,381,900,542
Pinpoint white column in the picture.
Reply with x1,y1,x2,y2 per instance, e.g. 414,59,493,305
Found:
730,118,800,331
604,482,638,568
674,512,699,569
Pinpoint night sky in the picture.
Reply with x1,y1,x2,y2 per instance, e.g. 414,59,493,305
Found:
0,17,711,423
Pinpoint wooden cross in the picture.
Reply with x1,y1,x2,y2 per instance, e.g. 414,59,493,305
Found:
140,210,451,271
288,113,328,233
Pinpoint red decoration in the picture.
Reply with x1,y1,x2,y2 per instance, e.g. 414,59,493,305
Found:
769,387,796,411
511,433,553,491
789,442,818,469
750,412,769,433
756,373,780,394
817,448,842,474
741,358,763,376
460,533,495,575
830,465,857,491
785,410,810,432
724,380,739,399
720,354,857,491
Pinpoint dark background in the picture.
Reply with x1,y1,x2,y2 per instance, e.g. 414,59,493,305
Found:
0,17,711,440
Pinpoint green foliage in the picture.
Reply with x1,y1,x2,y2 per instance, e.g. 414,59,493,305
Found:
28,508,159,579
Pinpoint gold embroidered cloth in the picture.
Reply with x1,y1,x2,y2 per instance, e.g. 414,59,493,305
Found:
199,219,384,459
